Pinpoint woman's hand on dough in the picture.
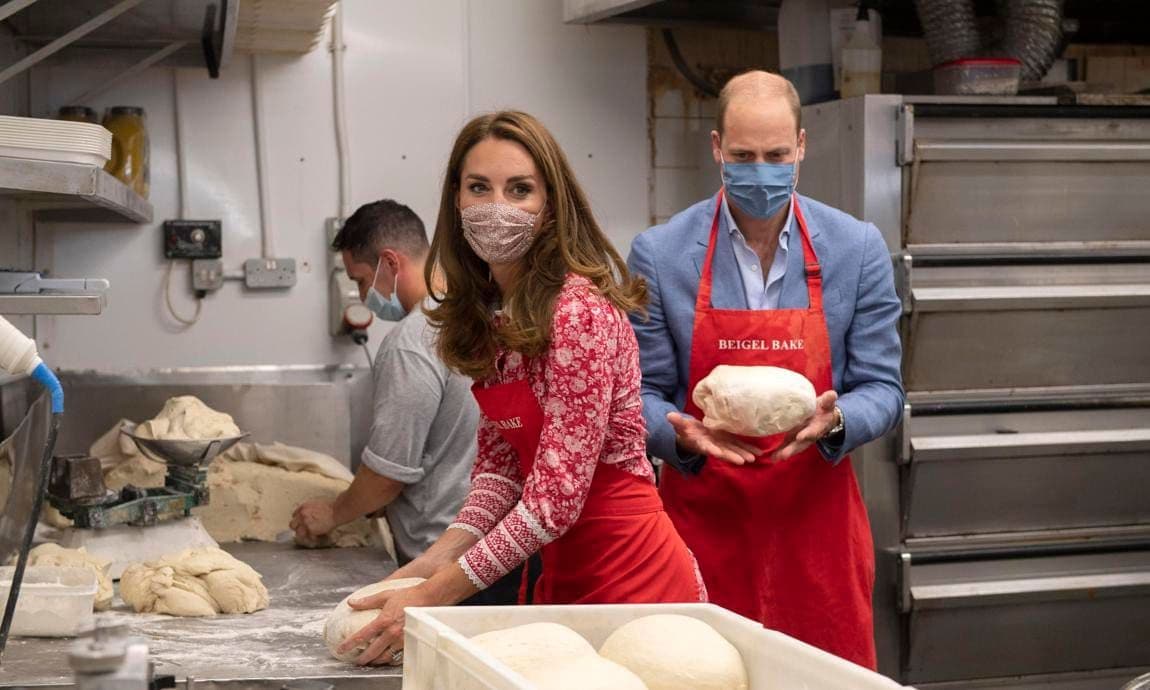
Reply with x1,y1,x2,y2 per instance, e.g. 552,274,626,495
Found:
668,412,762,465
767,391,838,463
290,501,337,541
341,584,433,665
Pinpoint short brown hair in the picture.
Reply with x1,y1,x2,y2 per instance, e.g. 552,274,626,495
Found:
716,70,802,135
331,199,428,264
424,111,647,381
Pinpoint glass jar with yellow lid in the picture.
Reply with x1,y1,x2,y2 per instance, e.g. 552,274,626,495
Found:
102,106,150,199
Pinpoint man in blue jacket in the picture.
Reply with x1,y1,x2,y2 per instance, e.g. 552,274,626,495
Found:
627,70,903,668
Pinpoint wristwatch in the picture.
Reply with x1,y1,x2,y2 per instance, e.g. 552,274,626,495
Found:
823,406,845,441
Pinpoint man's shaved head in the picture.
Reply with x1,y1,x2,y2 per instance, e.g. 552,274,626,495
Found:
717,70,802,136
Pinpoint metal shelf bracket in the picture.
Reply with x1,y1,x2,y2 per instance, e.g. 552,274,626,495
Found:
0,0,147,87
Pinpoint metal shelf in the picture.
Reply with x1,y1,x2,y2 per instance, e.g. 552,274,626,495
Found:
0,293,105,315
0,157,153,223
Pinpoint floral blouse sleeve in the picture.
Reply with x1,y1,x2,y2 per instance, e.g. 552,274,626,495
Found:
457,283,623,589
447,415,522,540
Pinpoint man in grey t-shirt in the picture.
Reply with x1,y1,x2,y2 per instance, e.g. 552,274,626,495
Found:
291,200,476,565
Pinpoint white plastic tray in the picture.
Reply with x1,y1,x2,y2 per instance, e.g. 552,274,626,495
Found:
0,144,109,167
404,604,912,690
0,565,97,637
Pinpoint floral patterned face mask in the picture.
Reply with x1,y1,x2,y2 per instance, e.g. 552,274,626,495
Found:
460,202,540,265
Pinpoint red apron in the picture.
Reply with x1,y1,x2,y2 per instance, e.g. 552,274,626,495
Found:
660,193,877,668
472,370,702,606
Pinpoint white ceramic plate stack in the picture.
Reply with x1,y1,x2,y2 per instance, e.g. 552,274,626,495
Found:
0,115,113,167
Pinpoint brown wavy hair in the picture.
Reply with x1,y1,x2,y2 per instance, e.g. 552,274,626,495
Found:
424,111,647,381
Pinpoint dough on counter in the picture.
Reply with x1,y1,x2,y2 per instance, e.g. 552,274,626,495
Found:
324,577,426,662
133,396,241,441
470,622,596,677
598,614,748,690
519,655,649,690
195,449,381,548
693,365,817,437
76,419,390,554
16,544,114,611
119,546,268,617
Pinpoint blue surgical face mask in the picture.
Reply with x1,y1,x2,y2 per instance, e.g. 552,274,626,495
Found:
364,257,407,322
720,152,796,219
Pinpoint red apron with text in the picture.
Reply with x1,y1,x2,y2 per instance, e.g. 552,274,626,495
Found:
472,374,701,605
660,192,876,668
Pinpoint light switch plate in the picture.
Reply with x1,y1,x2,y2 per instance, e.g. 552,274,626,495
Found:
192,259,224,291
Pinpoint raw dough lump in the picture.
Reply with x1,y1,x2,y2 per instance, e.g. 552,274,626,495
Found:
75,418,388,552
133,396,241,441
599,614,748,690
519,654,649,690
693,365,817,437
119,547,268,617
469,622,596,677
324,577,426,662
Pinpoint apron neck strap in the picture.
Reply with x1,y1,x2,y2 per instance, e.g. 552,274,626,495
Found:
697,192,823,312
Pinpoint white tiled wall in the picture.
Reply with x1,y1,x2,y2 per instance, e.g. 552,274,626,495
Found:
649,88,720,226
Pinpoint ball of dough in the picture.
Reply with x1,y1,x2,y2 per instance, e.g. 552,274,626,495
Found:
324,577,426,662
120,547,268,617
470,622,596,677
599,614,748,690
693,365,816,437
520,654,649,690
134,396,241,440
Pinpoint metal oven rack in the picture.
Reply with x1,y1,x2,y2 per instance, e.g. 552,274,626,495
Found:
802,95,1150,689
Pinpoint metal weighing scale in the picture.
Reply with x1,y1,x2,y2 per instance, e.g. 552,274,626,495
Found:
47,424,248,577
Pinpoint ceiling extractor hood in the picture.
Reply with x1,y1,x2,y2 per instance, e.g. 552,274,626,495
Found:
563,0,783,29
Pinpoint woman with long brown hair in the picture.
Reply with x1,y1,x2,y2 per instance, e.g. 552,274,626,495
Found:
338,111,704,665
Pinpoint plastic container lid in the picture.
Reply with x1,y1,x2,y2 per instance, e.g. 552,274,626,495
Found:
0,565,98,638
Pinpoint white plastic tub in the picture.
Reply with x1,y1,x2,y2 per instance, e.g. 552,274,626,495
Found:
404,603,912,690
0,565,97,637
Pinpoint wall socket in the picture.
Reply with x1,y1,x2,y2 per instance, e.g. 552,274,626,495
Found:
244,258,297,289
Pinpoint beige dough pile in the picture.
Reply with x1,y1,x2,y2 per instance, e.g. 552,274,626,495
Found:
324,577,426,662
470,622,596,676
132,396,241,441
58,400,389,552
199,442,382,549
599,614,748,690
465,623,645,690
119,546,268,617
14,544,114,611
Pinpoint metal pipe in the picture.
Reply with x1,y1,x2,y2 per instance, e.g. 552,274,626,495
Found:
1001,0,1064,82
330,3,350,222
250,53,274,259
173,66,189,220
0,0,147,86
661,29,719,98
72,40,187,105
0,0,40,24
914,0,981,66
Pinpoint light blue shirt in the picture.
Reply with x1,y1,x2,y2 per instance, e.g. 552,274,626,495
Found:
722,196,794,310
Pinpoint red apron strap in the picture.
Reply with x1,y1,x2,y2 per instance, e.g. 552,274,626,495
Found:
695,191,725,312
698,192,823,312
792,197,823,312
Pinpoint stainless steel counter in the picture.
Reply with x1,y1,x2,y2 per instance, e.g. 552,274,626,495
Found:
0,543,403,688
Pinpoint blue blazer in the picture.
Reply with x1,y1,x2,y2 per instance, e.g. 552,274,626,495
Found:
626,193,905,470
